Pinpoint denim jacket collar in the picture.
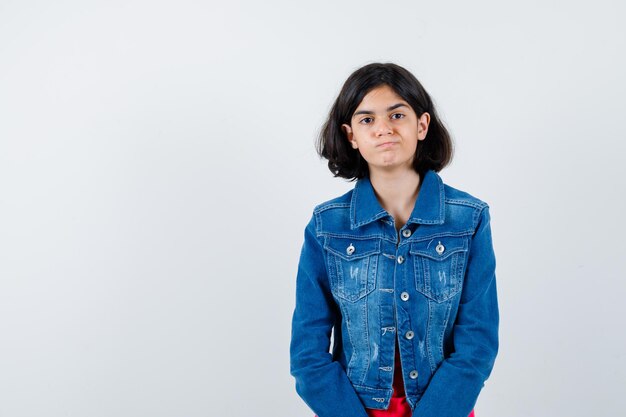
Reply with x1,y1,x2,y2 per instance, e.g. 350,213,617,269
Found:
350,169,445,229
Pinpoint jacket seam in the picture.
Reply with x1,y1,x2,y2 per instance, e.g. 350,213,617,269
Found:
445,198,488,210
314,201,351,213
472,204,489,232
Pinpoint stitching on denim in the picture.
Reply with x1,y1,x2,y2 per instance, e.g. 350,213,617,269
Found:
324,235,386,241
445,198,487,210
353,212,388,229
456,244,468,290
438,176,445,220
314,210,323,237
451,251,459,296
350,184,359,227
438,301,453,360
410,243,467,260
391,274,399,384
334,253,344,300
323,237,338,297
413,249,424,298
315,202,351,214
352,383,393,394
472,205,489,231
377,291,385,383
324,239,381,262
426,299,436,373
409,219,442,225
319,231,390,240
361,290,370,385
341,302,356,380
370,255,379,296
408,231,474,244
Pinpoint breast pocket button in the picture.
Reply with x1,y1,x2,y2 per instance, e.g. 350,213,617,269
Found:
435,241,445,255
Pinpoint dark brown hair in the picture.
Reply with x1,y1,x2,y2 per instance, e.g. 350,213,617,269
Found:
316,62,453,180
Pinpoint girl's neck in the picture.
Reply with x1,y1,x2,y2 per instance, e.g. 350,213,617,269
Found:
369,168,421,231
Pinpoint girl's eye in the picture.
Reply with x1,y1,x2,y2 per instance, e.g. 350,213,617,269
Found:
360,117,374,124
391,113,405,120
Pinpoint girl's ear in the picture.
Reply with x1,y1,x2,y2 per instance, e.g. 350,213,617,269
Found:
418,112,431,140
342,123,358,149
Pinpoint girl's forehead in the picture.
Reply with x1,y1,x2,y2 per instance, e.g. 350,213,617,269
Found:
362,85,403,101
354,85,408,110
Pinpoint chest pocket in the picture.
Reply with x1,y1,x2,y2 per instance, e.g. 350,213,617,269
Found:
410,235,469,303
323,237,380,302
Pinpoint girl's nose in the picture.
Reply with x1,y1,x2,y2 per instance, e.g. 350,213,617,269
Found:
375,119,393,136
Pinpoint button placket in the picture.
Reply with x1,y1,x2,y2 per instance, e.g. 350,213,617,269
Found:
393,226,418,387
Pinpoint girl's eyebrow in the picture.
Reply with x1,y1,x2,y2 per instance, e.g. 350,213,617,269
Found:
353,103,408,117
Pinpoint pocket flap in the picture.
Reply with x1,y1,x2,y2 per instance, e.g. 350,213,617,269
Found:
324,237,381,261
409,236,468,261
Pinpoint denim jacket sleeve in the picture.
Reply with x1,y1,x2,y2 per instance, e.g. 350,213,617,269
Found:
413,205,499,417
290,213,370,417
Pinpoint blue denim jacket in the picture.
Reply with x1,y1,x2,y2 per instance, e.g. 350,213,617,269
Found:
290,169,499,417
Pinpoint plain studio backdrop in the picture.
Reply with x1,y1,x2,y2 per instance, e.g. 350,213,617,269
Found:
1,1,624,416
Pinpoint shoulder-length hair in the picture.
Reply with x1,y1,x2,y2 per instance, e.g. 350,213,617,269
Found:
316,62,453,180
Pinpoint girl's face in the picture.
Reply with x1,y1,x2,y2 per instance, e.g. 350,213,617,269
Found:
342,84,430,176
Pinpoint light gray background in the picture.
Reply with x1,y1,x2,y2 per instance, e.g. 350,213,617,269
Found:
1,1,624,416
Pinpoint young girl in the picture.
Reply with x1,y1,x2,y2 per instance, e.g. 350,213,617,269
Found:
290,62,498,417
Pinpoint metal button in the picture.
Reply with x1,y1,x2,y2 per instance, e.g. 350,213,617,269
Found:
397,255,404,264
409,370,418,379
435,241,445,255
400,292,410,301
405,330,414,340
402,229,411,238
346,243,355,255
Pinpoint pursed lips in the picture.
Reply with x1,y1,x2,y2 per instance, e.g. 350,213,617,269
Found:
377,141,398,147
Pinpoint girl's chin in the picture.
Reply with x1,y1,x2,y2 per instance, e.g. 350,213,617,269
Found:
367,162,415,174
